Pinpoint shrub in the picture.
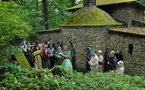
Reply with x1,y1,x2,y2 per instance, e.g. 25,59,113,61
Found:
0,63,145,90
0,2,32,63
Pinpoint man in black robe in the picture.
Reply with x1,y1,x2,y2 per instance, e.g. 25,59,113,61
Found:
103,45,111,72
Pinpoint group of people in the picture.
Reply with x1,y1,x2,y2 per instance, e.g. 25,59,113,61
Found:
87,45,124,74
20,39,75,72
20,39,124,74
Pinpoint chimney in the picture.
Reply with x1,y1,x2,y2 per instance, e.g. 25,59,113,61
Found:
84,0,96,7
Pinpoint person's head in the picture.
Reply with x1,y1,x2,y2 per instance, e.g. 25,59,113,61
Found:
109,51,115,57
98,50,102,55
107,45,111,49
69,41,73,47
63,46,68,51
61,41,64,45
37,46,40,50
49,39,52,43
27,48,31,51
44,45,48,49
117,61,124,67
50,44,53,48
57,41,60,45
86,47,92,53
57,46,62,51
91,51,96,56
33,45,37,51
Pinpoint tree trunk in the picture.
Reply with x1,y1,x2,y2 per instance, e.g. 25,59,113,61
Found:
36,0,39,10
2,0,9,1
42,0,49,29
71,0,76,6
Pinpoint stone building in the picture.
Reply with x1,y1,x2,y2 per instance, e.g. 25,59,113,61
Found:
37,0,145,76
67,0,145,27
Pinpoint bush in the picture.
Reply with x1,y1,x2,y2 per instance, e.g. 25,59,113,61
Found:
0,63,145,90
0,2,32,62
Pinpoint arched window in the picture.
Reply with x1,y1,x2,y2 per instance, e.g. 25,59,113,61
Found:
128,44,133,55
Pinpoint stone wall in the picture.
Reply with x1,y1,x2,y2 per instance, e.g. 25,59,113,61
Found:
37,26,111,72
62,26,110,72
37,26,145,76
109,31,145,76
37,30,62,41
111,4,144,27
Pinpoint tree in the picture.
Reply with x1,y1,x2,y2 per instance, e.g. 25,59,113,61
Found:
11,0,73,30
36,0,39,10
70,0,76,6
0,2,32,62
138,0,145,4
42,0,49,29
47,0,71,28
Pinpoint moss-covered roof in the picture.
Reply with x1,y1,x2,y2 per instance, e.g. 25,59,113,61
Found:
62,8,123,26
66,0,145,11
135,20,145,24
109,28,145,36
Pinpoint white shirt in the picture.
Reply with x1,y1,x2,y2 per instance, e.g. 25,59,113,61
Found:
89,55,99,66
98,55,104,63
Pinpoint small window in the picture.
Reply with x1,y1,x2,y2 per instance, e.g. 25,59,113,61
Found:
128,44,133,55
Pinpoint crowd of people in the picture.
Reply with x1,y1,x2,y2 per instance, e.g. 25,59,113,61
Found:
19,39,125,74
20,39,75,72
86,45,124,74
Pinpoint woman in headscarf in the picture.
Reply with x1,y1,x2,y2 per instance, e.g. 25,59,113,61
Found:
114,61,125,75
60,46,73,72
86,47,92,72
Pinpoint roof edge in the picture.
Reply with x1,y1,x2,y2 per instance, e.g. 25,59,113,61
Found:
66,0,145,11
61,23,123,27
36,28,60,33
109,28,145,36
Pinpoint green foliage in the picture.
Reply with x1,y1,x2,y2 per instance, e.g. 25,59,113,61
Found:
0,63,145,90
13,0,72,30
47,0,71,28
137,0,145,21
51,66,66,76
16,0,44,31
0,46,20,64
0,2,32,62
9,0,72,40
138,0,145,4
0,2,31,47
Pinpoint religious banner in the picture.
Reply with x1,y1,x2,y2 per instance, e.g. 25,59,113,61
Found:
14,52,31,69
